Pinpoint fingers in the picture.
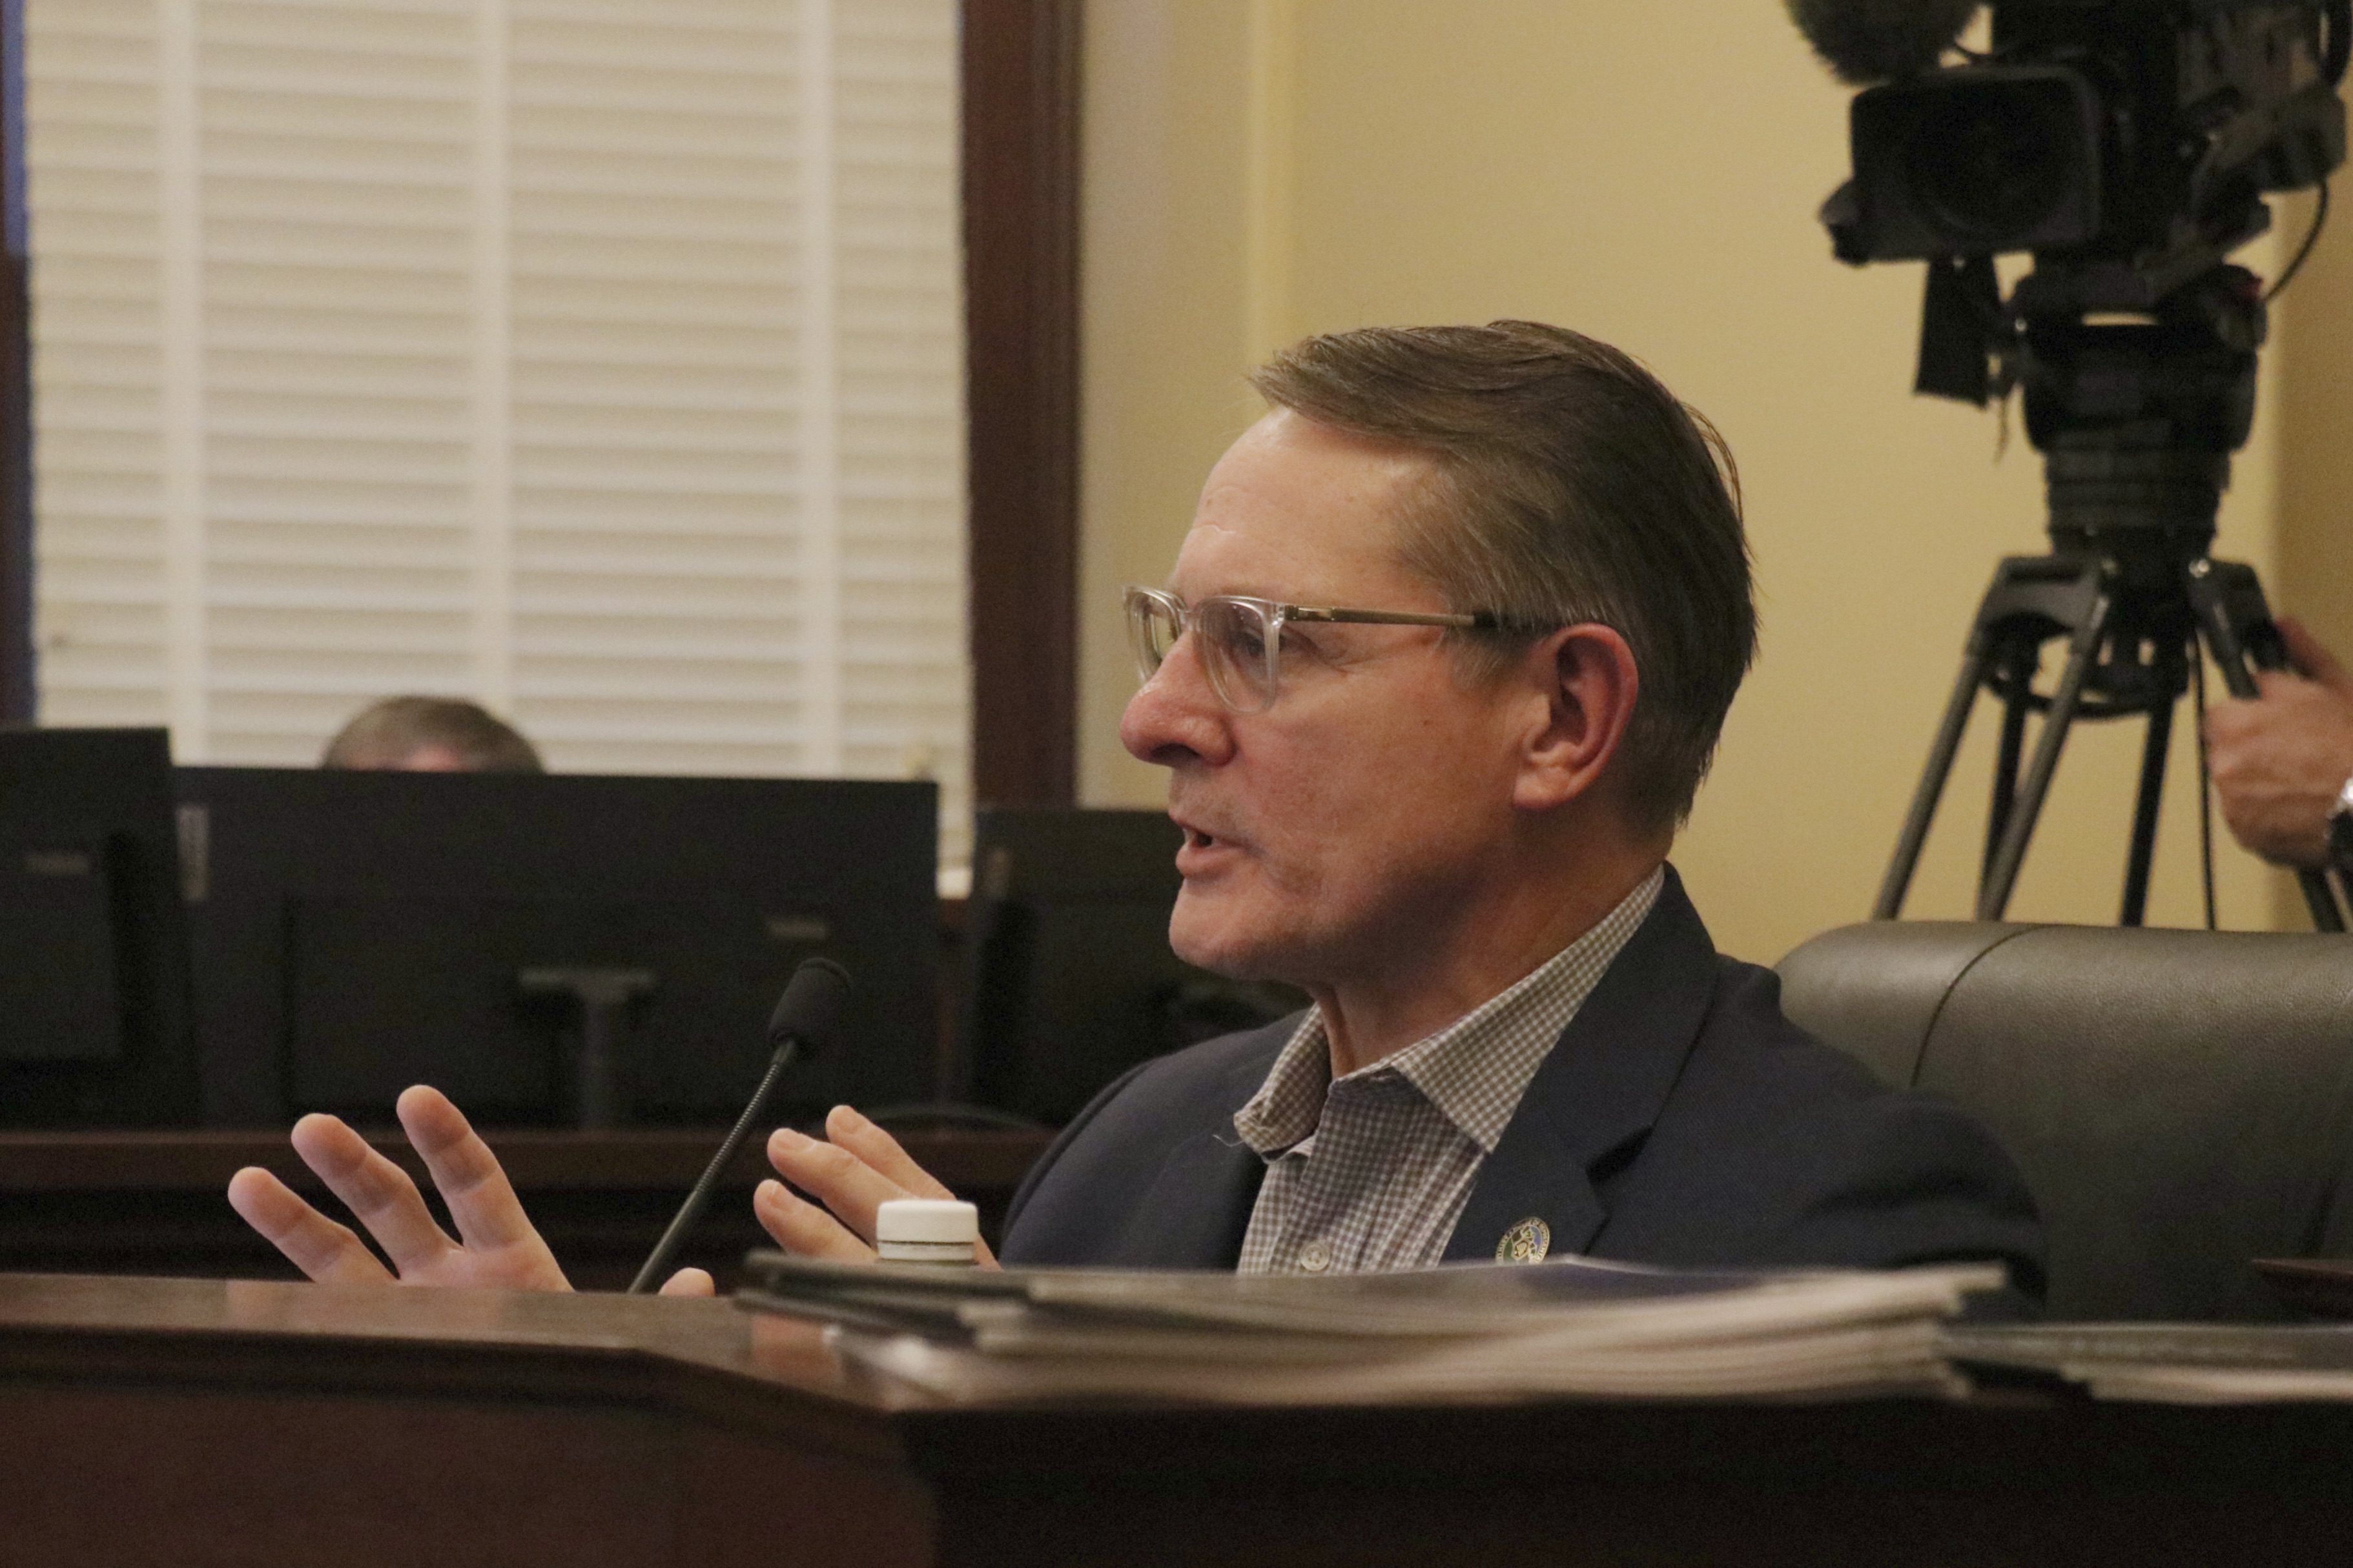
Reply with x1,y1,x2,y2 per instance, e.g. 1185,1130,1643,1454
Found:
394,1086,570,1289
2201,673,2347,865
765,1107,1000,1268
2279,617,2352,691
236,1092,571,1294
769,1112,952,1239
396,1086,532,1252
2201,693,2261,759
754,1176,878,1262
227,1165,396,1287
2249,667,2303,702
821,1106,958,1200
289,1111,458,1278
658,1267,715,1298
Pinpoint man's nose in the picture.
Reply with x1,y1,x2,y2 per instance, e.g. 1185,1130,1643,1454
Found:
1119,634,1235,768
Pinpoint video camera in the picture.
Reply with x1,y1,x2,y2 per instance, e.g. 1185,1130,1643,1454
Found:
1794,3,2353,932
1800,0,2347,409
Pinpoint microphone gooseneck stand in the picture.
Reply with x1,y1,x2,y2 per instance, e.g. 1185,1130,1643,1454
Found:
627,957,852,1295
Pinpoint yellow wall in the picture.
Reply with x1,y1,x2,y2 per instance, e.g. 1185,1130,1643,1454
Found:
1080,0,2298,962
2277,190,2353,651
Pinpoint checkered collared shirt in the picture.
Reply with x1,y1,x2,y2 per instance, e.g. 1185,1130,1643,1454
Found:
1231,867,1663,1276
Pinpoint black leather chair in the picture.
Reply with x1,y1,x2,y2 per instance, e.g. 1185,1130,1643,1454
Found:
1777,921,2353,1321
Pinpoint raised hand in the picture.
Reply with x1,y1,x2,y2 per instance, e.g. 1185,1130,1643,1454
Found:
227,1084,714,1296
756,1105,998,1267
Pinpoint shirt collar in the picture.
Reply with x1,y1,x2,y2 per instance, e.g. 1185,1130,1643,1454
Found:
1230,866,1665,1160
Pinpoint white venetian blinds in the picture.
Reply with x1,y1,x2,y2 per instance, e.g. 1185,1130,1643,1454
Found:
23,0,969,850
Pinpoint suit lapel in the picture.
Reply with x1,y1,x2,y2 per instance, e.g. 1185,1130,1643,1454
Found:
1113,1021,1290,1268
1113,1132,1266,1267
1444,866,1719,1263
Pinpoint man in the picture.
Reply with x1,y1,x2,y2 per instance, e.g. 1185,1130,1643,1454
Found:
320,695,544,773
228,322,2042,1298
2204,618,2353,870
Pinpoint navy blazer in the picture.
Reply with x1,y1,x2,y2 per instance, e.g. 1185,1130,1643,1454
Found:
998,867,2046,1300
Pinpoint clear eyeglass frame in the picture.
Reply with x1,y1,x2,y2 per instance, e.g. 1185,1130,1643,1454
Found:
1122,585,1508,713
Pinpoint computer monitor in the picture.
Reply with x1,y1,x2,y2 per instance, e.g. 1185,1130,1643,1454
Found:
958,807,1305,1125
177,768,940,1128
0,728,200,1125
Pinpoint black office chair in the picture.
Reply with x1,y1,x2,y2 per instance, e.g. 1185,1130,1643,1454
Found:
1778,921,2353,1321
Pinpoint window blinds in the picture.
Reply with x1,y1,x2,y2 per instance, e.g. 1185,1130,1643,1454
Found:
24,0,969,855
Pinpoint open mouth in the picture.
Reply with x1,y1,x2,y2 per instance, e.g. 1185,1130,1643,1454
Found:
1186,828,1217,850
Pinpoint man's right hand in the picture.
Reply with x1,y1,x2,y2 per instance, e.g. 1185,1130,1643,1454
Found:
227,1084,714,1296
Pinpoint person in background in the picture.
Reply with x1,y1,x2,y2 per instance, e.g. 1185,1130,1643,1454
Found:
320,695,544,774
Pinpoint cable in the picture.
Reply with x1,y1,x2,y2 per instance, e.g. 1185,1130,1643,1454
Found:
2264,179,2331,305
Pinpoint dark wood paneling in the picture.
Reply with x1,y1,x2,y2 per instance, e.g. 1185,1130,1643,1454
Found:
963,0,1082,807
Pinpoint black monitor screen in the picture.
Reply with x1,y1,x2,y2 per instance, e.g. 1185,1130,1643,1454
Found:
178,768,938,1127
961,808,1305,1125
0,728,199,1125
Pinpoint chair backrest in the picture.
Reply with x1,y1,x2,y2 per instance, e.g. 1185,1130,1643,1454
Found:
1777,921,2353,1321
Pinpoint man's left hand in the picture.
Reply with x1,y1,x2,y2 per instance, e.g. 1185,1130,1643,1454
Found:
755,1105,999,1267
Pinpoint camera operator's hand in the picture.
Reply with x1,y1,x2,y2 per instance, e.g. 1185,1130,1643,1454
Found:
754,1105,999,1267
227,1084,716,1296
2204,617,2353,868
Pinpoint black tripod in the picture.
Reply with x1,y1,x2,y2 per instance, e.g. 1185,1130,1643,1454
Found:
1874,264,2348,930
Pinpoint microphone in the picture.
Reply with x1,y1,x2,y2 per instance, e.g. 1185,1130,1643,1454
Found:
626,957,852,1294
1785,0,1980,85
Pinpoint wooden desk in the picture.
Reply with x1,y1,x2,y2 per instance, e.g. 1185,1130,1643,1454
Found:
0,1128,1050,1291
6,1272,2353,1567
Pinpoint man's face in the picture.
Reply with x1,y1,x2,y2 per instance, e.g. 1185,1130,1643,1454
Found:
1119,411,1538,989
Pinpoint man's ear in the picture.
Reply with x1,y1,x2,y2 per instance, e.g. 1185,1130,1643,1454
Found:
1510,624,1639,814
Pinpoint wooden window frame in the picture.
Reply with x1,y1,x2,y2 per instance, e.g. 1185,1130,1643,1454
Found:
962,0,1080,806
0,0,27,727
0,0,1084,808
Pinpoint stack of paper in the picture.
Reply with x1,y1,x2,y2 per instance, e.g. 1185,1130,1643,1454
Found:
1944,1323,2353,1403
738,1250,2008,1405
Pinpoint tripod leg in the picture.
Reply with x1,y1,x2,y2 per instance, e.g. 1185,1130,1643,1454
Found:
1978,586,2113,921
1876,631,2000,920
1985,641,2033,887
2119,645,2179,928
2298,866,2347,931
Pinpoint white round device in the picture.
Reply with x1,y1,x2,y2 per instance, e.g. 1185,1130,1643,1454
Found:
874,1197,980,1266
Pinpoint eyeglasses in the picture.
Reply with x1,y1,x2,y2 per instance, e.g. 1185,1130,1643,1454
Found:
1124,585,1512,713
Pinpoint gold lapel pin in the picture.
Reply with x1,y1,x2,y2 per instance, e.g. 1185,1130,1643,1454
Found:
1495,1216,1551,1264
